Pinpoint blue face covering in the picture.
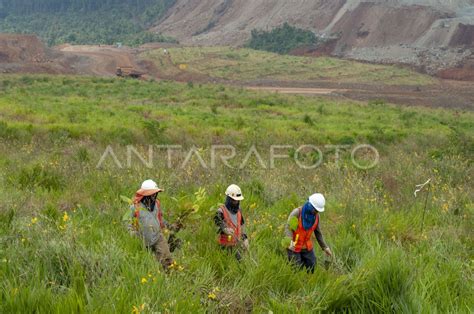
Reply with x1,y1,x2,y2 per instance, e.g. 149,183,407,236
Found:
301,201,316,230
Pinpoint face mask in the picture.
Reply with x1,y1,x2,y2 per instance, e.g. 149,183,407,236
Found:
225,196,239,213
143,193,158,210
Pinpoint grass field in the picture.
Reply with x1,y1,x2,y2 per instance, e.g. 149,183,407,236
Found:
0,75,472,312
142,47,438,86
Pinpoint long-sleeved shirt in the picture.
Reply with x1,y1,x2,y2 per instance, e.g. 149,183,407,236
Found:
285,207,328,250
214,206,248,240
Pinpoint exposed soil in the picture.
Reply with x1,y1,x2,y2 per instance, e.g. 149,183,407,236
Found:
289,39,339,57
1,34,472,110
0,34,77,74
153,0,347,45
245,79,474,110
246,87,347,95
59,45,140,76
151,0,473,75
449,23,474,47
331,3,444,52
436,56,474,81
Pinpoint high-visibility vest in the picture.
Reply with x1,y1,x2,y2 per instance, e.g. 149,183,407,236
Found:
292,208,319,252
133,199,164,229
218,205,242,247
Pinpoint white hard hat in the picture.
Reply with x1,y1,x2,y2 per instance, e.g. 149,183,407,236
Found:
225,184,244,201
309,193,325,212
138,179,163,196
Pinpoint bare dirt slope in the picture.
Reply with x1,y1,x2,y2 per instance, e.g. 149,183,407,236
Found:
0,34,49,63
59,45,140,76
0,34,76,74
0,35,151,77
154,0,472,47
330,3,444,52
153,0,474,76
153,0,346,45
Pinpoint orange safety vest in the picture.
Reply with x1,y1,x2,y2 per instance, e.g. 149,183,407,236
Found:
218,205,242,247
134,199,165,229
292,207,319,252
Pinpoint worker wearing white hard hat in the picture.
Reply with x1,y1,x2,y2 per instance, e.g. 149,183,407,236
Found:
214,184,249,260
124,179,173,269
285,193,332,273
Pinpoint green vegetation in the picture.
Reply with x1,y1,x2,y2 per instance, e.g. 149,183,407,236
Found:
0,0,176,46
143,46,437,86
0,75,473,312
246,23,318,54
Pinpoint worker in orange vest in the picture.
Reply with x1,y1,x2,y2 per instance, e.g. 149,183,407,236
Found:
285,193,332,273
214,184,249,260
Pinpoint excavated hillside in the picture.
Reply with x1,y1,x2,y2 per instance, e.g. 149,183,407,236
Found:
0,34,77,74
0,34,51,63
152,0,474,76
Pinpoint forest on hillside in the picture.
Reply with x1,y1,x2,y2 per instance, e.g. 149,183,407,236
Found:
246,23,319,54
0,0,177,46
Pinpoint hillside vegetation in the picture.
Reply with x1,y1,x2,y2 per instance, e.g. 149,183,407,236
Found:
0,75,472,312
0,0,176,46
246,23,319,54
143,46,437,86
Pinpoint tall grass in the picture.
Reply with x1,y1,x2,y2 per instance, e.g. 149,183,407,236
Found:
0,75,472,312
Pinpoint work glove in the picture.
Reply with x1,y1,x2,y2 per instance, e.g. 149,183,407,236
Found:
223,228,235,235
242,239,249,250
324,247,333,257
288,240,296,251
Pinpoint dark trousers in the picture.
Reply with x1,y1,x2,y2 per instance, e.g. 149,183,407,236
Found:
287,248,316,273
221,245,242,261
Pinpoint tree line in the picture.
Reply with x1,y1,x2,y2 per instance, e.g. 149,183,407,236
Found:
0,0,177,46
0,0,174,16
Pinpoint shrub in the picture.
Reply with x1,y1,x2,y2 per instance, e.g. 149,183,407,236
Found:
246,23,319,54
303,114,314,126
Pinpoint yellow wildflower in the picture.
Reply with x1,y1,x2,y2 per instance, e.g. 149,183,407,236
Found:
140,277,148,284
63,212,69,222
31,217,38,224
132,303,145,314
208,292,217,300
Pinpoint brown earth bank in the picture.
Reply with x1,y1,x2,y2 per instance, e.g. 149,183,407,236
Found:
244,79,474,110
0,34,78,74
437,55,474,80
151,0,474,75
0,34,472,110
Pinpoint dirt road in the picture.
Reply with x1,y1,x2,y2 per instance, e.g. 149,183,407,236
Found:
246,86,347,95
